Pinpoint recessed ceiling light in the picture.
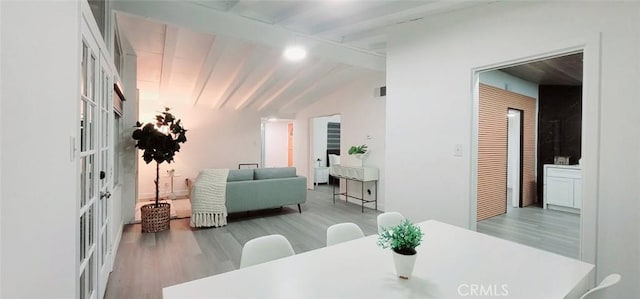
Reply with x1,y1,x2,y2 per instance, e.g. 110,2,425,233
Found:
283,46,306,61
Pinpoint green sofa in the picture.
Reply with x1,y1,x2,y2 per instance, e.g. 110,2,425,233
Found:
225,167,307,213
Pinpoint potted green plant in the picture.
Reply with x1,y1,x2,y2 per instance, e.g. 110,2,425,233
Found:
132,107,187,233
348,144,368,155
348,144,368,166
377,219,424,279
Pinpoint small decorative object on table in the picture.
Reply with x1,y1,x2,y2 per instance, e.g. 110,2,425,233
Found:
554,156,570,165
348,144,368,166
377,219,424,279
167,169,177,200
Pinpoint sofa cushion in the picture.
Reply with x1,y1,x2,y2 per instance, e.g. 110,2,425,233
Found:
254,167,296,180
227,169,254,182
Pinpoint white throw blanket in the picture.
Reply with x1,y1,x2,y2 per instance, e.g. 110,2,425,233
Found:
190,169,229,228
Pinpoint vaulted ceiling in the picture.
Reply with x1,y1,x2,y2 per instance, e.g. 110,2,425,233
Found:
114,1,494,115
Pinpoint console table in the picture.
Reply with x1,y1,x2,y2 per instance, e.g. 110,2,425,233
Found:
330,165,379,212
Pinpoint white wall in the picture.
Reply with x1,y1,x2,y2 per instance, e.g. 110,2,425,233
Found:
386,2,639,296
294,73,386,208
117,46,139,223
1,1,79,297
136,106,263,200
263,120,290,168
480,70,539,100
313,115,341,167
0,1,3,294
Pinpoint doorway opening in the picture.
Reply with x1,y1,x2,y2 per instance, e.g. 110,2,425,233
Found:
507,108,523,209
310,114,341,193
475,52,583,259
261,118,294,168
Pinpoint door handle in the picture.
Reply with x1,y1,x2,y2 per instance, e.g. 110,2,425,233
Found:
100,190,112,200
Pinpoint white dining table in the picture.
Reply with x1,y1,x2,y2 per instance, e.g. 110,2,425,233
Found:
163,220,594,299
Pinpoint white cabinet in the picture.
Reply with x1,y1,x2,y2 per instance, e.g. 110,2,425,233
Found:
314,167,330,185
546,177,575,207
573,179,582,209
544,165,581,213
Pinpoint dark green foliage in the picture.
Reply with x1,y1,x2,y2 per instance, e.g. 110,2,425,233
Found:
348,144,368,155
377,219,424,255
132,107,187,206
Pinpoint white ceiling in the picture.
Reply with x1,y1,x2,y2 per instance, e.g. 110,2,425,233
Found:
114,1,494,114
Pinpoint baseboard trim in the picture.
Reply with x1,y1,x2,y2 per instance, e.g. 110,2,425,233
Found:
110,220,124,273
137,190,190,202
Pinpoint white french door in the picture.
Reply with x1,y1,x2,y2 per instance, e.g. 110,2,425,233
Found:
97,56,113,299
79,33,98,299
80,18,113,299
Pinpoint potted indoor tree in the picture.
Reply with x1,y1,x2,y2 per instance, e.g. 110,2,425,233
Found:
377,219,424,279
132,107,187,233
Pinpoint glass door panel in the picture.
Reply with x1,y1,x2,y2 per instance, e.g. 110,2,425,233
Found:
97,59,113,299
81,14,115,299
79,35,98,299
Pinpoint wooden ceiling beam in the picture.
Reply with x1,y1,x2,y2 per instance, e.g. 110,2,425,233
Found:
309,2,416,36
278,65,350,111
211,44,257,109
315,1,484,40
234,58,282,110
256,61,324,111
158,25,178,102
269,2,324,26
190,36,226,106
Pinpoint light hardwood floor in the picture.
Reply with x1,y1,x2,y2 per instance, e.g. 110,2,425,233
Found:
105,185,579,298
477,204,580,259
104,184,379,299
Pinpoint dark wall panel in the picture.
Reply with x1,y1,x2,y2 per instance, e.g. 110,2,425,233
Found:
536,85,582,201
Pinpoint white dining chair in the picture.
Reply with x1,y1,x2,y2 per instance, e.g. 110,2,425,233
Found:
377,211,405,234
239,234,295,268
326,223,365,246
579,273,621,299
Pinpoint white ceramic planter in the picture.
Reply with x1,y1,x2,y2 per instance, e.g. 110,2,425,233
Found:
352,152,368,167
392,250,417,279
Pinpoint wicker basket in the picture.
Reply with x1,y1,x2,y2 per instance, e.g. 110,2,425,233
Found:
141,203,171,233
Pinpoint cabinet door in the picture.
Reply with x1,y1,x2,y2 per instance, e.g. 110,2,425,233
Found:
547,177,575,207
573,179,582,209
314,168,329,184
318,168,329,183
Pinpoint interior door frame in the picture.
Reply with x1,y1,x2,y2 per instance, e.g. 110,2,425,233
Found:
506,108,524,209
97,53,114,299
469,34,600,267
261,118,294,169
308,113,341,190
79,18,101,299
80,3,118,298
